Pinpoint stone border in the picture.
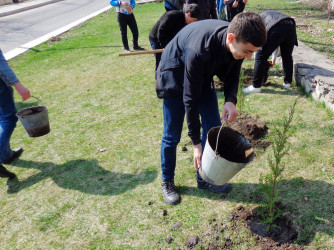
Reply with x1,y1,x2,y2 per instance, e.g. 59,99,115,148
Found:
293,41,334,113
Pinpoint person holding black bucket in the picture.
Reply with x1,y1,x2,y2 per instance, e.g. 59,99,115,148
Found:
156,12,266,205
0,49,30,179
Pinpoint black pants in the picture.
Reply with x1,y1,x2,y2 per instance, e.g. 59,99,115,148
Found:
117,12,139,49
226,1,245,22
253,20,297,88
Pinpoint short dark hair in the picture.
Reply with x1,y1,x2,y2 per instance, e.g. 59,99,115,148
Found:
183,4,201,20
227,12,267,47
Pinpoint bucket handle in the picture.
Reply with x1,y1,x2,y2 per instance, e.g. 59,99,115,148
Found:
214,121,226,156
30,95,47,108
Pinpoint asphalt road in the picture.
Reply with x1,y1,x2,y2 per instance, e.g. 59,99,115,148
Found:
0,0,110,58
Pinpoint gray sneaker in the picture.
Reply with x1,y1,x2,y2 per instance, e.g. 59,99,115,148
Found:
161,181,180,205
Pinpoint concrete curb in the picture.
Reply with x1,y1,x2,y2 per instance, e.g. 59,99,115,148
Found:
0,0,64,17
0,0,157,17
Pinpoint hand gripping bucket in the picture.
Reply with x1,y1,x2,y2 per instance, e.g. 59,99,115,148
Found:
199,125,254,186
16,96,50,137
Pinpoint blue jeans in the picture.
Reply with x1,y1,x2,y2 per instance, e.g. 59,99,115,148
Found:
161,87,221,182
149,40,163,79
0,79,17,164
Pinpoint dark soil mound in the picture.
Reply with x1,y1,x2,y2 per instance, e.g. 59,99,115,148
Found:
226,115,271,150
230,205,301,249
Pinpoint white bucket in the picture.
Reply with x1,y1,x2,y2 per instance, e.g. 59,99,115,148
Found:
199,126,254,186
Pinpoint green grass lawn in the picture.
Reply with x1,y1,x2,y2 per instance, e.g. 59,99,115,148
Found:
1,1,333,248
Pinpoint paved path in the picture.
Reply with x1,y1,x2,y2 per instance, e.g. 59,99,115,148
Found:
0,0,156,59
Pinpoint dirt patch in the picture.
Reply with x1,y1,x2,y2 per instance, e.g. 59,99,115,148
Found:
230,205,302,249
226,115,271,150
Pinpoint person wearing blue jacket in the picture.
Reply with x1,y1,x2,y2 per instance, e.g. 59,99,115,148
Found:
156,12,266,205
0,49,30,178
110,0,144,52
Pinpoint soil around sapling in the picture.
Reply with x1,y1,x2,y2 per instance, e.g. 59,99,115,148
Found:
229,205,301,249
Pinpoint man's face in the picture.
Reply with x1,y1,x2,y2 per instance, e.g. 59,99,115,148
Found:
185,13,198,24
226,33,259,60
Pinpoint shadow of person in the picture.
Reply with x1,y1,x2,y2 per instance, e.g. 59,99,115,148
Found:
179,178,334,245
6,159,157,196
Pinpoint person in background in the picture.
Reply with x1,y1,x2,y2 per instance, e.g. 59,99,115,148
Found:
217,0,226,20
0,49,30,179
110,0,145,52
243,10,298,94
149,4,201,78
225,0,247,21
186,0,218,19
156,12,266,205
164,0,184,11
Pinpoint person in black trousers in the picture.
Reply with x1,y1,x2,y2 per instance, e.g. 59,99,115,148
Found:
149,4,201,77
110,0,145,52
225,0,247,22
243,10,298,94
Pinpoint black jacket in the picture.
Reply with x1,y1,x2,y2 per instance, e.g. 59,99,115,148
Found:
156,20,243,144
261,10,298,46
149,10,186,48
186,0,217,19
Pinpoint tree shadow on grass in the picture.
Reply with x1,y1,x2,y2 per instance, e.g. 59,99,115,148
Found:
179,178,334,245
6,159,157,196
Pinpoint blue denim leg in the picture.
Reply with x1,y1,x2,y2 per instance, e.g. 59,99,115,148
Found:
197,87,221,179
149,40,163,79
0,79,17,164
161,96,185,182
199,87,222,148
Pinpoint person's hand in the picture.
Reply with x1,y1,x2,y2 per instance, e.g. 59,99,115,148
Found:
232,0,239,8
243,0,248,4
221,102,239,122
269,59,275,68
193,143,203,170
14,82,30,101
126,5,133,12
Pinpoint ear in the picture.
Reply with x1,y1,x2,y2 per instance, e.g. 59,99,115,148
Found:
227,33,236,43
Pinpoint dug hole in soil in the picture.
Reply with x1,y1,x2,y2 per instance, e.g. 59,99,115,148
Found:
229,205,301,249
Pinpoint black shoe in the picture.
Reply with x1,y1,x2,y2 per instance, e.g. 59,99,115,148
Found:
197,175,231,194
133,45,145,51
161,181,180,205
3,148,23,164
0,165,16,178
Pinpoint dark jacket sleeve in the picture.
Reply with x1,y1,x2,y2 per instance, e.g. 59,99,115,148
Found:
183,49,206,145
157,15,179,47
217,59,243,105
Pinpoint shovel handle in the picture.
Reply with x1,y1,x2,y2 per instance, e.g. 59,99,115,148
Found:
118,49,164,56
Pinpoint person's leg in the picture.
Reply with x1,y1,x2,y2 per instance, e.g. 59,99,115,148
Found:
149,40,163,79
199,87,221,149
161,96,184,205
280,23,296,86
226,2,233,22
128,14,144,50
161,97,185,182
237,1,245,14
229,2,238,21
117,13,129,50
0,80,18,165
196,86,230,193
252,27,284,88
